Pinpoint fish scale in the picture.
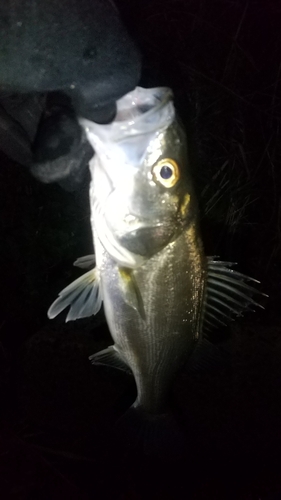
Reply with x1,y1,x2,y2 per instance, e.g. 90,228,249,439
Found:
90,217,205,414
47,87,265,448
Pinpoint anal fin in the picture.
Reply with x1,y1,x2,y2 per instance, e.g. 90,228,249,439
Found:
89,345,132,374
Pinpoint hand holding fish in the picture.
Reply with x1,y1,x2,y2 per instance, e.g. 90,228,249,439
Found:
0,0,140,190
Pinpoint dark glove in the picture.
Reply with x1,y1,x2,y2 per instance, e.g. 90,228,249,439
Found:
0,0,141,189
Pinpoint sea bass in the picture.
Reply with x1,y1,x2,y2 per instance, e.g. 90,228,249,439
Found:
48,87,263,432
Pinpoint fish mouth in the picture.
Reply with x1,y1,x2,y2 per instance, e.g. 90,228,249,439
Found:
94,199,175,266
116,221,175,257
111,209,178,258
116,212,164,237
80,87,175,151
93,200,146,268
114,87,174,133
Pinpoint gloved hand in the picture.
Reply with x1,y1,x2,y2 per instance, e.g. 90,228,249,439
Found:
0,0,141,190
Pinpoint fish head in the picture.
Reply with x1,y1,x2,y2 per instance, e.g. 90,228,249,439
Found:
80,87,197,268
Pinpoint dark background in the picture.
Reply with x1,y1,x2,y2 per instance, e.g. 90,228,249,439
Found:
0,1,281,499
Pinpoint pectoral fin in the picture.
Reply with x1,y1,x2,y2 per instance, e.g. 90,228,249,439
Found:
118,267,145,320
47,267,102,322
89,345,132,374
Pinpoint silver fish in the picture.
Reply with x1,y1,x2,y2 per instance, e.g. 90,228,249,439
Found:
47,87,264,436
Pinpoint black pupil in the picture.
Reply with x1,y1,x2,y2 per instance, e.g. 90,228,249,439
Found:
160,165,173,179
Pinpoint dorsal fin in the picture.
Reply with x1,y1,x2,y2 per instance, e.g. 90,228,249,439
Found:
203,257,267,335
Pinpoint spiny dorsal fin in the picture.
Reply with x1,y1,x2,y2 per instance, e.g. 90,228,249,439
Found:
89,345,132,374
47,267,102,322
118,267,146,320
203,257,267,334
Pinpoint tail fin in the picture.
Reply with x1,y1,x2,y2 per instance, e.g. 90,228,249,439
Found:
115,406,186,460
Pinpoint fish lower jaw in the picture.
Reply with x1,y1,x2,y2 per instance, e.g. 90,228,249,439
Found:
114,221,163,240
118,212,163,231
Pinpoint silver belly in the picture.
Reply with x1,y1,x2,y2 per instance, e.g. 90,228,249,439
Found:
95,226,206,413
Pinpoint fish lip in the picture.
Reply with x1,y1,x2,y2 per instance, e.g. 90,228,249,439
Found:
80,87,175,146
116,214,164,236
115,87,173,125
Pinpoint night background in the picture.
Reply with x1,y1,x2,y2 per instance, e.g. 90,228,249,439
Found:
0,1,281,498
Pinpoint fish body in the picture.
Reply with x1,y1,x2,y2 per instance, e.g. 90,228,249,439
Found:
95,216,205,414
48,87,264,428
86,88,206,415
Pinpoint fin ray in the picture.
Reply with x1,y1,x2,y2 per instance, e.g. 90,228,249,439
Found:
73,255,96,269
208,279,264,308
208,294,245,316
206,303,235,320
89,345,132,374
208,271,261,289
47,268,102,321
204,310,227,326
203,257,266,334
208,266,260,284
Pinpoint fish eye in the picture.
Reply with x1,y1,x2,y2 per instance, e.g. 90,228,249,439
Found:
152,158,180,188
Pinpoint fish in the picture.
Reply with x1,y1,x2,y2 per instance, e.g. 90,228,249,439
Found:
47,86,265,452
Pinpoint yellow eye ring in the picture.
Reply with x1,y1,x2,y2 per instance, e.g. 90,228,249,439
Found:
152,158,180,188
